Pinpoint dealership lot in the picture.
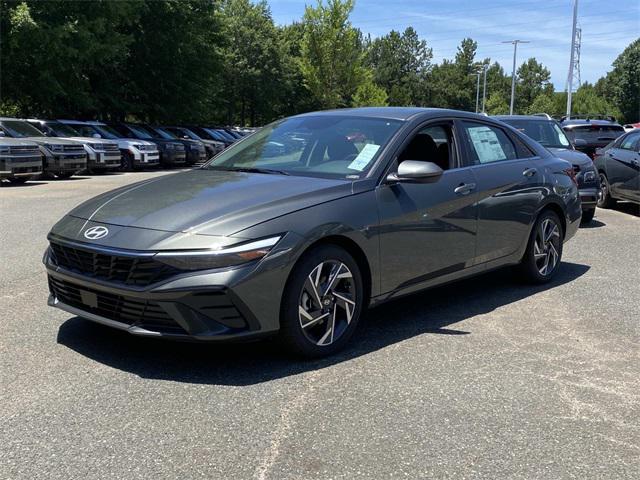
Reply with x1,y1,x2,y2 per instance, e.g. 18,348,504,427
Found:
1,171,639,479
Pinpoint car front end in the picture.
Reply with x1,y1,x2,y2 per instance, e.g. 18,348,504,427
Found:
157,141,187,167
0,139,43,182
36,140,87,176
122,141,161,168
548,148,600,214
75,139,122,170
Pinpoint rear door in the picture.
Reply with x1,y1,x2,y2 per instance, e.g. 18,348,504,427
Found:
458,120,540,265
607,132,640,201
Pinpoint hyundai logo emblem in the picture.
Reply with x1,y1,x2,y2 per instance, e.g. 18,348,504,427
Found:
83,226,109,240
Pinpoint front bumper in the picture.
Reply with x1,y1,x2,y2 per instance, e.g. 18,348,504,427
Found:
187,149,207,164
133,152,160,167
579,187,599,209
0,156,43,178
43,234,300,341
46,153,87,174
160,150,187,166
89,152,121,169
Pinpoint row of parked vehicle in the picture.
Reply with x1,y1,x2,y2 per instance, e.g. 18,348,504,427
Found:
0,117,253,184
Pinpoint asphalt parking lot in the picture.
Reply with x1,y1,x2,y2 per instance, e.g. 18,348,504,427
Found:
1,170,639,479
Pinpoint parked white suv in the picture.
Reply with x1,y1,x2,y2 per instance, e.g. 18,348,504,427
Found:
59,120,160,170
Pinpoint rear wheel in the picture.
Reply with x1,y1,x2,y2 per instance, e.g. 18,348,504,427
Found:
280,245,364,358
580,208,595,224
519,210,563,284
597,173,616,208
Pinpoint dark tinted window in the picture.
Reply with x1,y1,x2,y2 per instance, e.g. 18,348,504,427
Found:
461,121,517,164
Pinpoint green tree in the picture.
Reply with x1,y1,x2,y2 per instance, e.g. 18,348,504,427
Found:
484,93,509,115
352,77,388,107
299,0,369,109
427,38,478,110
571,83,621,118
515,58,552,113
366,27,431,106
598,38,639,123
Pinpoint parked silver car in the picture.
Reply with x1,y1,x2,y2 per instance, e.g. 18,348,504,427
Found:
0,118,86,179
26,119,121,172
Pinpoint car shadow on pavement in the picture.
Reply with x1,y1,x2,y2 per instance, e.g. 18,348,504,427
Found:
57,262,589,386
614,202,640,218
581,219,606,229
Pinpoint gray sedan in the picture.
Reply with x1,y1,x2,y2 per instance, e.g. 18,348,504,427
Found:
44,108,581,357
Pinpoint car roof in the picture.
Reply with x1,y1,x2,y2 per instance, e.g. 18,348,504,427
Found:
561,119,621,127
294,107,483,122
494,115,556,122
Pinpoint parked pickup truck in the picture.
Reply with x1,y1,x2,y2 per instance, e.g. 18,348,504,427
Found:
0,137,43,184
26,119,121,172
0,118,86,179
60,120,160,170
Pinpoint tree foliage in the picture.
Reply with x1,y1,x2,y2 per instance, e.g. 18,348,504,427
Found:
0,1,635,125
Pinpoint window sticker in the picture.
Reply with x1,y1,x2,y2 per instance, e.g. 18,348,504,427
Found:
468,126,507,163
348,143,380,171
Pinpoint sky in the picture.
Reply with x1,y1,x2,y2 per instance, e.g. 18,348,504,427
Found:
269,0,640,89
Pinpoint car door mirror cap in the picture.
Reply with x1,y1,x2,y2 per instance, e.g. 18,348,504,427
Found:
573,138,587,148
387,160,444,183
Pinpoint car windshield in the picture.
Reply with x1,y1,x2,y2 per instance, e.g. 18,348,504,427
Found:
87,125,121,139
502,119,571,148
1,120,45,138
213,129,236,141
204,115,403,179
125,124,154,140
203,129,227,141
149,127,178,140
48,122,81,137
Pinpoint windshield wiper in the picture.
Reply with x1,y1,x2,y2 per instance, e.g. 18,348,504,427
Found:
213,166,290,176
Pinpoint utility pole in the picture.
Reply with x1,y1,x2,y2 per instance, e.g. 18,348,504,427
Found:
566,0,580,117
502,39,530,115
482,64,489,113
475,71,481,113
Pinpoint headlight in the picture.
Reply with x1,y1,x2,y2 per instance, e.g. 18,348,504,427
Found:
44,143,64,152
166,143,175,150
583,171,596,183
155,236,281,271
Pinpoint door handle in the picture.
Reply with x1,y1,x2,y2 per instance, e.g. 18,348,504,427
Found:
523,168,537,177
454,183,476,195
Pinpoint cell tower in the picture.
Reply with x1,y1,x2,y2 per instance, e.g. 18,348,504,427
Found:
566,0,581,116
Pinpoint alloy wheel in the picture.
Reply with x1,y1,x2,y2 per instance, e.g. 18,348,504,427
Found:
533,218,561,276
298,260,357,346
597,173,608,206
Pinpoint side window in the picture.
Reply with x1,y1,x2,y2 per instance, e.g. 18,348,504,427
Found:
462,121,518,165
620,133,640,151
397,123,454,171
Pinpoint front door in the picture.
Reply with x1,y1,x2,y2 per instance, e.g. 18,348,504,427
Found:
376,121,478,294
607,132,640,202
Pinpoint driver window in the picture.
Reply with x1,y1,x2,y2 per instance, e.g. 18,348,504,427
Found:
398,124,453,171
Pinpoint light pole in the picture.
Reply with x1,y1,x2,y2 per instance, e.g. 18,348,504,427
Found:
502,39,530,115
482,64,489,113
475,71,481,113
566,0,579,117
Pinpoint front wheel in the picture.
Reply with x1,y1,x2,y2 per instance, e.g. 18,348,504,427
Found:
8,177,28,184
580,208,595,225
280,245,364,358
519,210,563,284
56,171,74,179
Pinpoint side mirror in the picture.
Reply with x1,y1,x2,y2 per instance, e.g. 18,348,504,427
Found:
92,133,101,138
573,138,587,148
387,160,444,183
0,130,5,137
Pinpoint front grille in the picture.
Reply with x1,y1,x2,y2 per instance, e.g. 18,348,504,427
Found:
13,166,41,173
4,155,41,163
9,145,40,155
62,144,85,153
48,276,184,334
95,143,119,152
49,241,180,286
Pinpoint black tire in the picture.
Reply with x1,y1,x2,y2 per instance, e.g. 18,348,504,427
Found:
280,245,364,358
519,210,564,284
8,177,28,184
121,152,134,171
56,171,74,179
580,208,595,225
597,173,616,209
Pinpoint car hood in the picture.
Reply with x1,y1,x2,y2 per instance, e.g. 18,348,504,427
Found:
67,169,352,237
548,148,593,168
64,136,119,146
19,137,83,146
0,138,38,147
